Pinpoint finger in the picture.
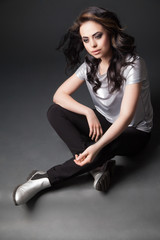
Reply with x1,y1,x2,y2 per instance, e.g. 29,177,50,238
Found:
74,154,80,161
95,127,100,142
74,158,85,166
94,126,102,142
75,154,78,159
89,126,93,138
100,126,103,136
91,128,96,140
74,159,79,165
77,153,86,162
74,159,85,165
75,156,91,166
97,126,103,140
74,155,86,165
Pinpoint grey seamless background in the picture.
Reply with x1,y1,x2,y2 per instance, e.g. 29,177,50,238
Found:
0,1,160,240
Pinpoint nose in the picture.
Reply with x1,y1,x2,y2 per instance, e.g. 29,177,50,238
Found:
90,38,97,48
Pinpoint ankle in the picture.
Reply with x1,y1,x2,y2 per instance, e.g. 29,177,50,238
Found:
31,171,51,188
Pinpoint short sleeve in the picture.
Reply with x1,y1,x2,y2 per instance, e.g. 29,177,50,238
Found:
75,62,87,81
124,57,147,85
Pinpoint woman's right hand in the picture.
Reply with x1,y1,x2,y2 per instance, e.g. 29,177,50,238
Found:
86,109,103,142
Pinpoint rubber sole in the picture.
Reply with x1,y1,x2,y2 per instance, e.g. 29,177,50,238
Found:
95,170,110,191
94,160,116,192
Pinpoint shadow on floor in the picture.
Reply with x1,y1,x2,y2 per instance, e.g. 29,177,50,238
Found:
24,97,160,211
112,96,160,189
25,173,93,211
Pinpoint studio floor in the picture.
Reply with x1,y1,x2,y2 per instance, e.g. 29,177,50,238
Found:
0,62,160,240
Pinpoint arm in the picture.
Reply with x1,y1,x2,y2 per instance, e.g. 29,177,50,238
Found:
53,73,89,115
53,73,103,140
74,82,141,165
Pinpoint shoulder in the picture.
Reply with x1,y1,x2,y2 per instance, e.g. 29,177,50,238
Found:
123,55,147,84
74,62,89,80
126,55,147,72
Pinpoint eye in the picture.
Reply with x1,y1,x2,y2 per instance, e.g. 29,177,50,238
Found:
95,33,103,39
82,38,89,43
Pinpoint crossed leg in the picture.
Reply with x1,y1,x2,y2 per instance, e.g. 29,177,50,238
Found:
46,104,150,186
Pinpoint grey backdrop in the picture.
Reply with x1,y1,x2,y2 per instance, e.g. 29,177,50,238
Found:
1,1,160,240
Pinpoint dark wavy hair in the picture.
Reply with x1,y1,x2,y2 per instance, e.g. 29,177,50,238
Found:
57,6,137,93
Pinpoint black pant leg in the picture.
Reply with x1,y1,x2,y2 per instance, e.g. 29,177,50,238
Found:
112,127,151,156
47,103,93,155
47,104,151,186
47,104,112,185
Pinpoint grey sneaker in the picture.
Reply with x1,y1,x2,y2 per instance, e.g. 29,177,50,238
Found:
91,160,116,192
13,170,50,206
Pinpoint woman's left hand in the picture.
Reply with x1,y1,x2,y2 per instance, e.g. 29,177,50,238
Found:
74,144,100,166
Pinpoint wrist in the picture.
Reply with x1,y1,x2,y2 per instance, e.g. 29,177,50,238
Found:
84,107,94,117
94,141,103,152
94,138,105,151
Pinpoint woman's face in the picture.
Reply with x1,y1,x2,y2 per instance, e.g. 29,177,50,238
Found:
80,21,112,60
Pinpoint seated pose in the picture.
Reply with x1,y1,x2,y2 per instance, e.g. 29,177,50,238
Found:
13,6,153,206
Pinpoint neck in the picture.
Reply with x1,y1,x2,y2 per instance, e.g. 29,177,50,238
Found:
98,50,112,75
100,49,113,66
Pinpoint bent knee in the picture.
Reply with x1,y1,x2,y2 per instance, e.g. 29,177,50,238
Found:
47,103,63,123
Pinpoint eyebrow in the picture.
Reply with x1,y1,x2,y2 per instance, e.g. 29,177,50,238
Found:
82,31,102,39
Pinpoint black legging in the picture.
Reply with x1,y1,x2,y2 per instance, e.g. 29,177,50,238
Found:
47,103,151,186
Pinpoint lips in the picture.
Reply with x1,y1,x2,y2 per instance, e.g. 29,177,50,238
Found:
91,49,101,55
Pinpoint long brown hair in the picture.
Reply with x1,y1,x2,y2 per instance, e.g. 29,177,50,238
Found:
57,6,137,93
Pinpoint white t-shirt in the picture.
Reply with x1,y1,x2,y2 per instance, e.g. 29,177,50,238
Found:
75,56,153,133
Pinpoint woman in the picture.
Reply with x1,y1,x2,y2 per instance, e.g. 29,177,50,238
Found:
13,6,153,206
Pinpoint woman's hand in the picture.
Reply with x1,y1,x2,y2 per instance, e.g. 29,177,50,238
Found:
86,109,103,142
74,144,101,166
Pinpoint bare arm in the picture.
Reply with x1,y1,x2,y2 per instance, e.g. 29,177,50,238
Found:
96,82,141,149
74,82,141,165
53,73,103,140
53,73,90,115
